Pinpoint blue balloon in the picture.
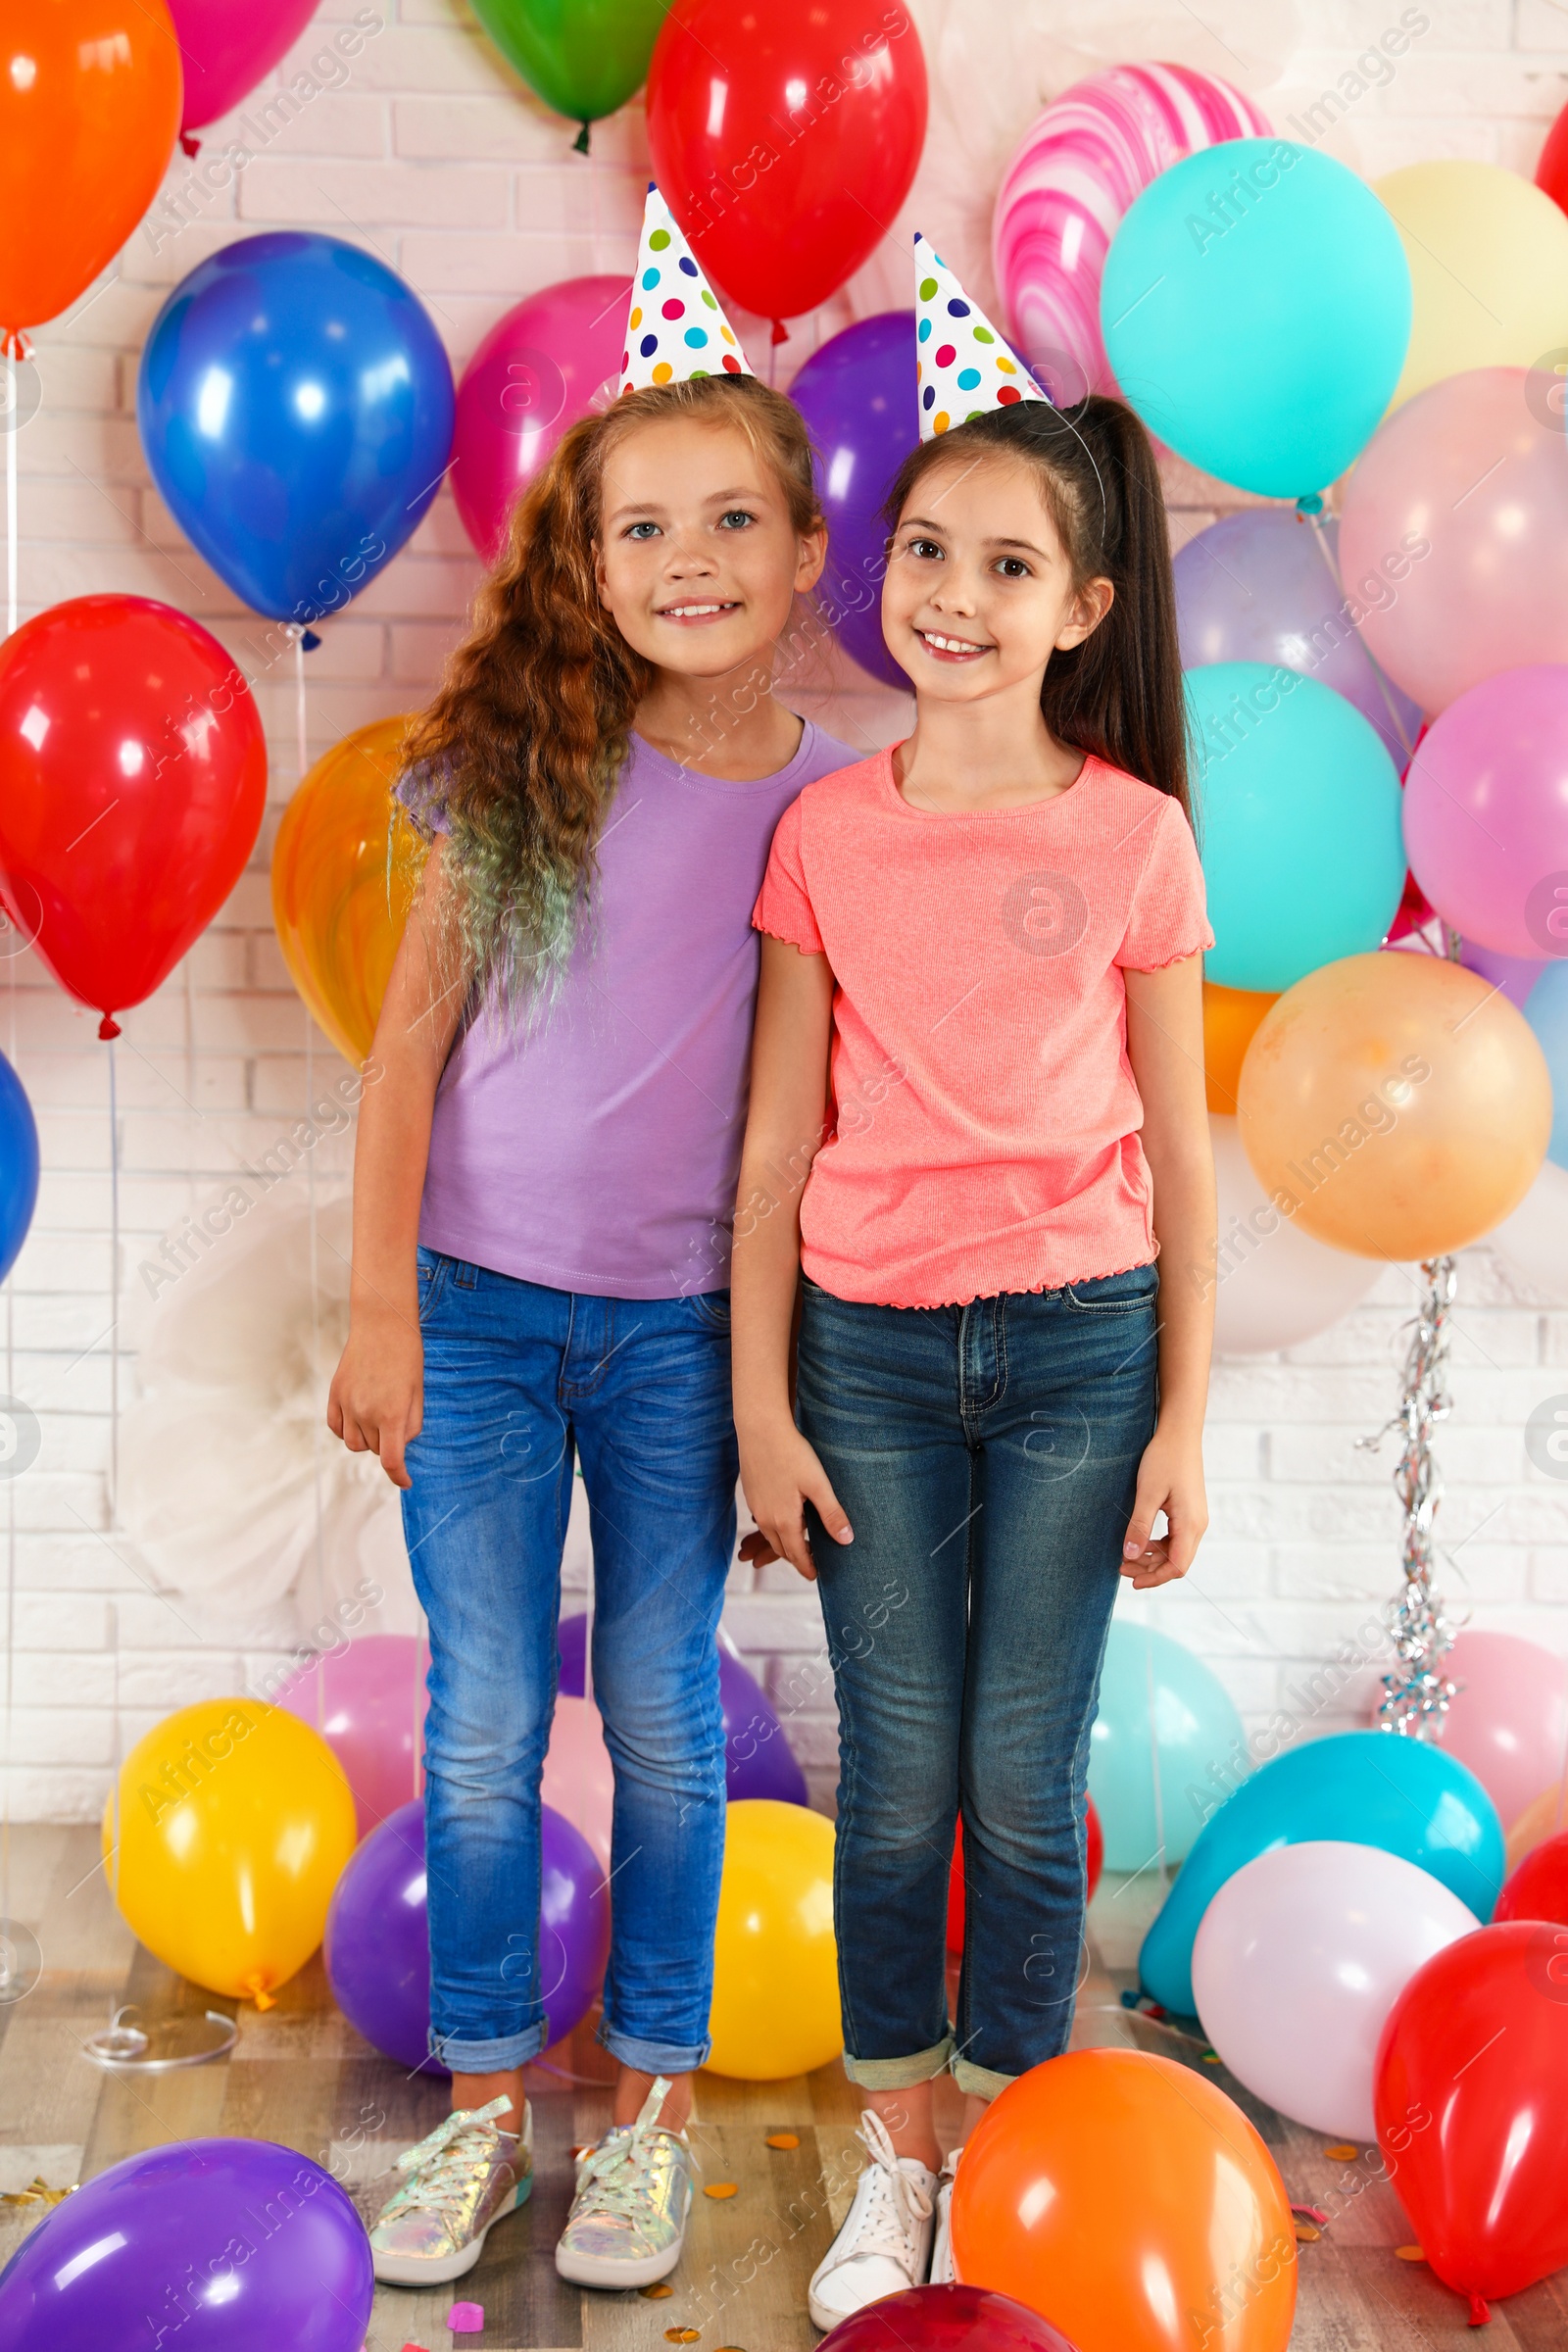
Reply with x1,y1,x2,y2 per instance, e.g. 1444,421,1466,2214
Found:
789,311,918,692
1088,1623,1250,1872
1523,959,1568,1169
1102,139,1410,497
1187,661,1406,991
1139,1728,1504,2017
0,1050,38,1285
138,232,455,623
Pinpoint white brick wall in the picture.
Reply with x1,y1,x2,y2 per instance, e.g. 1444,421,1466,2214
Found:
1,0,1564,1821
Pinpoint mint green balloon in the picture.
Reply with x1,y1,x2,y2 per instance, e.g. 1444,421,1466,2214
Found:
1188,661,1406,993
469,0,667,129
1088,1623,1249,1873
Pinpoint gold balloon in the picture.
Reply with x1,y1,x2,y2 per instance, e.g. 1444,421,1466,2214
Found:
1237,953,1551,1261
271,715,427,1065
1376,161,1568,411
109,1699,358,2004
705,1798,841,2081
1203,981,1279,1116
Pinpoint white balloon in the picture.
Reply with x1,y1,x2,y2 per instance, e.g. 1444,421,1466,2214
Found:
1192,1839,1479,2139
1208,1116,1381,1353
1485,1158,1568,1304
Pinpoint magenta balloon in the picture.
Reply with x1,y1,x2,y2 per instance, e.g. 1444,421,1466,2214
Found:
167,0,324,134
1339,367,1568,715
277,1634,428,1838
452,274,631,562
1403,664,1568,959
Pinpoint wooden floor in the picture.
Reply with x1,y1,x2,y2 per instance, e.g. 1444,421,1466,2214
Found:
1,1827,1565,2348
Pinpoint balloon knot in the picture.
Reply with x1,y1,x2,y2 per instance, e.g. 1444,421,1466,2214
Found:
97,1014,122,1042
771,318,789,346
0,329,33,366
300,628,321,652
573,121,590,155
179,130,201,157
242,1974,276,2011
1295,492,1324,517
1467,2297,1491,2328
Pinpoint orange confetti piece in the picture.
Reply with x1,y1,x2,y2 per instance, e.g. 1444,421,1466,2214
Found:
1396,2245,1426,2264
764,2132,799,2150
641,2284,674,2300
1294,2222,1321,2242
704,2182,739,2199
1325,2144,1359,2161
665,2331,702,2343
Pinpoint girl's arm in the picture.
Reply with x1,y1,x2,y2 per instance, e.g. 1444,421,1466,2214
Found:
326,841,467,1489
731,935,855,1581
1123,951,1215,1586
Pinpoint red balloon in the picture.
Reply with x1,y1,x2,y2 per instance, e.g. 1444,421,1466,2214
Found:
1537,97,1568,217
1375,1921,1568,2325
646,0,928,331
820,2283,1079,2350
0,597,267,1034
1494,1831,1568,1928
947,1803,1102,1954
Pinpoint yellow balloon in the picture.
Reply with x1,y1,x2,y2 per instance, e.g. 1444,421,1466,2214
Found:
270,715,428,1066
1203,980,1278,1116
705,1799,841,2081
1375,161,1568,410
1237,952,1550,1260
109,1699,358,2004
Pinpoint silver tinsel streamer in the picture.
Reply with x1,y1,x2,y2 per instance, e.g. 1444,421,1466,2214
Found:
1358,1256,1459,1737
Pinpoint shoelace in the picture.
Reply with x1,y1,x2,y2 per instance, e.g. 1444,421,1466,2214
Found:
377,2094,514,2226
835,2111,934,2270
569,2075,686,2229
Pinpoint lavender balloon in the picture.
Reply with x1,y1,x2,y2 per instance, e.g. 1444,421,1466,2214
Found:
0,2139,371,2351
325,1798,610,2073
789,312,918,691
558,1615,808,1806
1174,510,1420,768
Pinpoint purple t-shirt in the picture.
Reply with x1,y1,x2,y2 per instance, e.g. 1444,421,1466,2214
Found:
413,723,858,1299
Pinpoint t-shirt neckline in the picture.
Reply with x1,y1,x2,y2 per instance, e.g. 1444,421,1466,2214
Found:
877,742,1103,821
631,716,823,793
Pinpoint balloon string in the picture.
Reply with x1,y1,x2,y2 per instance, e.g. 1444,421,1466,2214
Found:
5,355,17,640
296,634,326,1629
1304,510,1415,762
108,1037,120,1528
1146,1638,1166,1886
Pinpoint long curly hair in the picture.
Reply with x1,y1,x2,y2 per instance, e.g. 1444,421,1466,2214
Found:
402,372,825,1012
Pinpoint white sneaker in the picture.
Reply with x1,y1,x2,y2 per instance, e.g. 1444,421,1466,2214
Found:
928,2145,962,2285
808,2112,936,2332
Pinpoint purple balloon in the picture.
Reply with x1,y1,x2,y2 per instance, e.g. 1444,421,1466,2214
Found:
325,1798,610,2074
1459,935,1548,1010
0,2138,371,2351
1174,510,1422,768
558,1615,809,1806
790,312,918,691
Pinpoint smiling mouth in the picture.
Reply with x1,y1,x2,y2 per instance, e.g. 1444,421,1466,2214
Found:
657,601,741,621
916,628,992,660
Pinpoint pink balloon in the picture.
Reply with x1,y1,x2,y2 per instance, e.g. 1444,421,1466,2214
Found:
541,1694,614,1876
167,0,323,136
452,275,632,563
1367,1631,1568,1831
1339,367,1568,716
992,63,1269,403
1406,665,1568,960
278,1634,428,1838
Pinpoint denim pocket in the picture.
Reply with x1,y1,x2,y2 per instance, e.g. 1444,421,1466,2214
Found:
687,1288,731,1335
416,1250,452,1326
1063,1264,1158,1313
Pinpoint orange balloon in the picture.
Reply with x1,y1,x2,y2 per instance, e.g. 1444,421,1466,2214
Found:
952,2048,1296,2352
270,716,427,1065
1506,1781,1568,1878
0,1,182,341
1236,952,1550,1260
1203,981,1279,1115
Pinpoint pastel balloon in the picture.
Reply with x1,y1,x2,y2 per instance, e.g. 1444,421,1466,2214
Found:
541,1692,615,1875
1526,959,1568,1168
1338,367,1568,715
992,62,1269,404
0,1052,39,1288
1175,513,1419,769
788,312,918,691
952,2049,1296,2352
1506,1778,1568,1875
168,0,322,135
706,1799,839,2080
1402,666,1568,962
1208,1115,1380,1354
270,715,427,1067
818,2285,1082,2350
1459,935,1549,1011
452,275,631,563
277,1634,429,1837
1406,1631,1568,1833
1374,162,1568,411
1237,953,1551,1259
1192,1840,1479,2139
1102,141,1410,497
1088,1622,1248,1871
1495,1830,1568,1926
1139,1728,1503,2017
1187,663,1405,991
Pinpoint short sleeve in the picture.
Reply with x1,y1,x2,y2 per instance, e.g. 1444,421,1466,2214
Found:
396,758,453,839
1115,796,1213,970
753,795,825,956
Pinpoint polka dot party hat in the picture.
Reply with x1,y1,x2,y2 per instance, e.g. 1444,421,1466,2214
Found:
914,230,1048,439
619,183,753,396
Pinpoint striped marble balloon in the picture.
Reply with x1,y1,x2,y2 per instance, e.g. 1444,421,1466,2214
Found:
994,62,1271,404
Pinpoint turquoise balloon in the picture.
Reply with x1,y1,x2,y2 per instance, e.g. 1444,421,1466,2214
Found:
1139,1729,1503,2017
1188,662,1406,992
1523,960,1568,1169
1101,139,1410,497
1088,1623,1249,1872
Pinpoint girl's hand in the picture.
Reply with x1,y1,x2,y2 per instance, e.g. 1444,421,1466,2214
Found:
737,1420,853,1583
1121,1420,1207,1589
327,1305,423,1492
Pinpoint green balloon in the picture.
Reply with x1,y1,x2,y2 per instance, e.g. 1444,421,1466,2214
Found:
469,0,667,129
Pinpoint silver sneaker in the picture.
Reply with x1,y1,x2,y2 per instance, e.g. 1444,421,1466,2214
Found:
554,2075,695,2290
369,2094,533,2286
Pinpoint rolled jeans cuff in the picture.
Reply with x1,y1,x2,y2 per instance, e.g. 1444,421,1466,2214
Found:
599,2024,712,2077
843,2034,955,2090
952,2054,1015,2100
431,2024,547,2076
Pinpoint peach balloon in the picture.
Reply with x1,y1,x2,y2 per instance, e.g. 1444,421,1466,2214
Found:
1237,953,1550,1259
542,1693,614,1875
1338,367,1568,714
1204,981,1279,1115
1506,1779,1568,1877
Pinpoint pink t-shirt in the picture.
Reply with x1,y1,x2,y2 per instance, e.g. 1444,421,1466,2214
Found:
752,747,1212,1308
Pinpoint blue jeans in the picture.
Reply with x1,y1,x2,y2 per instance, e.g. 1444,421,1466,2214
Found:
403,1250,737,2076
797,1265,1159,2098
